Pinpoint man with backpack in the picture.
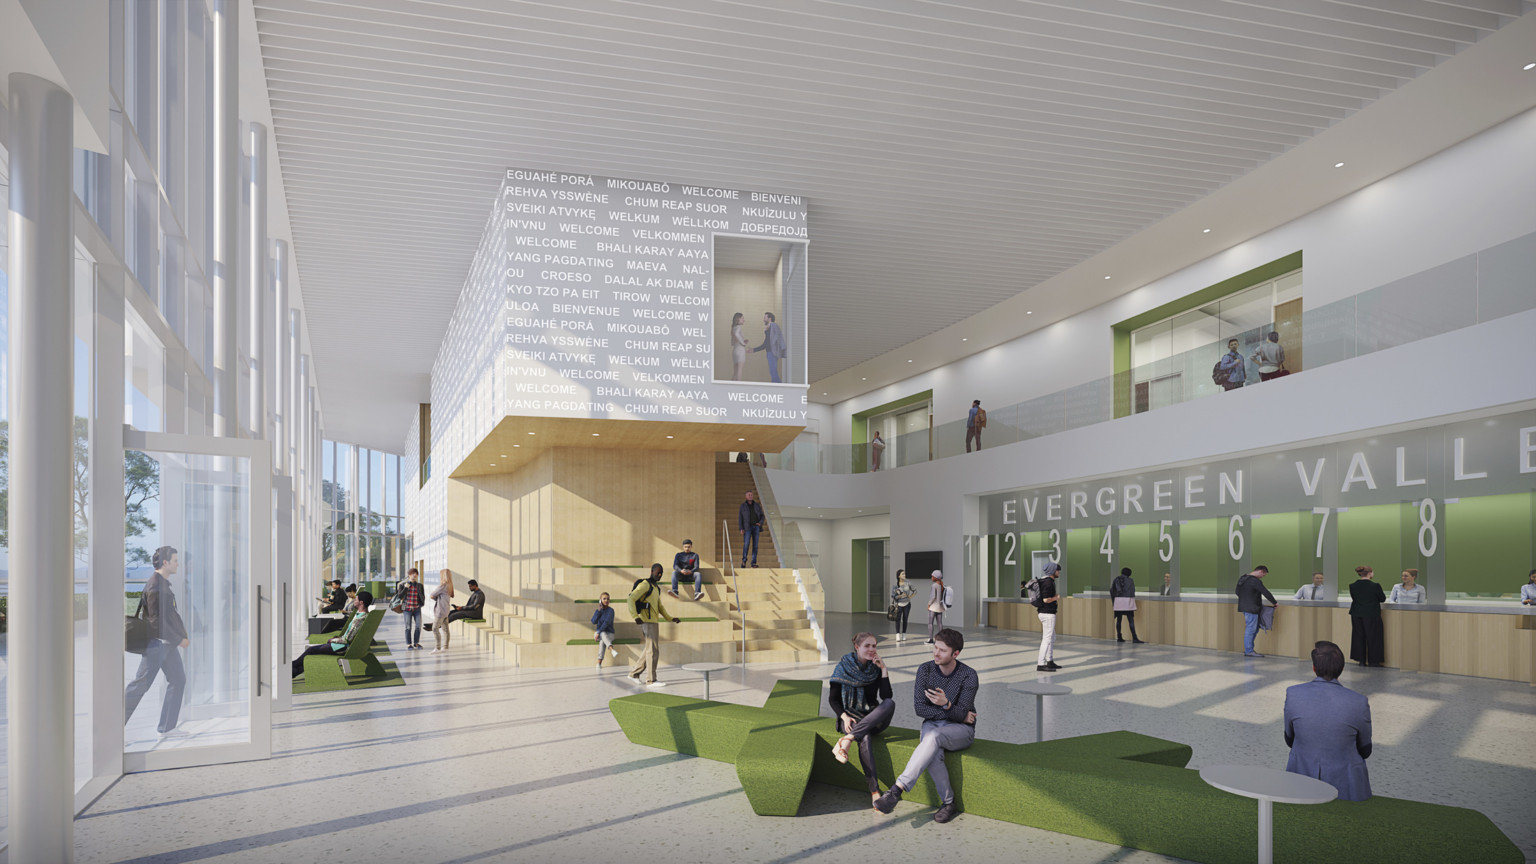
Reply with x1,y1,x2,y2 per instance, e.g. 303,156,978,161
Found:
1216,338,1246,391
965,400,985,452
627,563,679,688
1028,561,1065,672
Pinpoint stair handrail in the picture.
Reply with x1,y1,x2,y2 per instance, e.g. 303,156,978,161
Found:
747,462,827,661
722,519,745,665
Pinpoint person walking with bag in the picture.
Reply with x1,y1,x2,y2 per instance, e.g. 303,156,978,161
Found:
925,570,947,644
429,568,454,654
399,567,426,650
124,545,189,737
627,564,679,688
1110,567,1145,643
890,569,915,642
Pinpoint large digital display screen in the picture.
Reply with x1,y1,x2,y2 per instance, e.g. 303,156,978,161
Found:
492,170,810,425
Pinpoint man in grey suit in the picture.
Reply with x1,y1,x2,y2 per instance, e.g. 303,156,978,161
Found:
1283,640,1372,801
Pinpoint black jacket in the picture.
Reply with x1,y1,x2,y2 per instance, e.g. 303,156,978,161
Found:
142,572,189,643
1235,573,1277,614
1110,574,1135,599
1038,576,1059,615
739,500,764,532
1348,580,1386,618
460,588,485,616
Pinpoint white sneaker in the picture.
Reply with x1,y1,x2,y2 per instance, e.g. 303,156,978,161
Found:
595,662,603,670
626,674,643,687
609,646,618,658
646,680,668,688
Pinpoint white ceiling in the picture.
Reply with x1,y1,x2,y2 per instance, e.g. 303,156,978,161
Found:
250,0,1536,452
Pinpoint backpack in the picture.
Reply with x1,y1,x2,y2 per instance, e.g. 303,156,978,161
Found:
1211,359,1228,385
943,585,954,608
630,578,654,613
1024,577,1044,608
975,408,988,428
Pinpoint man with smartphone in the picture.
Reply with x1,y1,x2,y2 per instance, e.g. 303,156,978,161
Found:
873,628,978,824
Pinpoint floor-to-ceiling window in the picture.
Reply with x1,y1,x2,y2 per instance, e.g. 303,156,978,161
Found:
322,441,409,592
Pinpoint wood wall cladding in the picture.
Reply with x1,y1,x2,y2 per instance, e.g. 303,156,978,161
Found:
987,598,1536,685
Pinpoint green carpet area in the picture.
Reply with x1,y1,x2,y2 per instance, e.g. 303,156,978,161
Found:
608,681,1521,864
575,599,599,603
568,638,641,645
677,616,718,622
293,657,405,693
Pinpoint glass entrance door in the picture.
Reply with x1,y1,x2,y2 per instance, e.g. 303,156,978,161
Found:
122,430,272,772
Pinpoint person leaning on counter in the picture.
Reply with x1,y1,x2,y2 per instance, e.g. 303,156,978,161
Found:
1522,569,1536,605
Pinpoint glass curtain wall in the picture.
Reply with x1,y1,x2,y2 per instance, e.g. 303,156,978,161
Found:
322,441,410,593
1129,270,1303,412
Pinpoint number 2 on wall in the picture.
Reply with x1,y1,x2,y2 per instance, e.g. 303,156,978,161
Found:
1001,531,1017,567
1158,520,1173,563
1048,528,1062,564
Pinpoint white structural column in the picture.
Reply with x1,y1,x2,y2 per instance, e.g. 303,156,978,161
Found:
6,72,77,863
212,0,240,437
247,122,267,441
273,240,290,474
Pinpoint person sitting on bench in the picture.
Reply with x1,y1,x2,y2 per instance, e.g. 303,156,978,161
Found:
444,579,485,624
318,584,362,634
315,579,345,614
292,609,370,678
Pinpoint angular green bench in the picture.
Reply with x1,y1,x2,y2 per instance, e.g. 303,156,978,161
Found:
301,609,388,686
609,680,1520,864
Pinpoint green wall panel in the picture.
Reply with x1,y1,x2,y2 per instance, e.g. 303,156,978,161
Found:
1445,493,1534,599
1116,523,1156,591
1251,511,1305,596
1337,504,1408,585
1180,519,1221,594
851,539,868,613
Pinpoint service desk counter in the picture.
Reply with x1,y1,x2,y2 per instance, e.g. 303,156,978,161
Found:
984,596,1536,685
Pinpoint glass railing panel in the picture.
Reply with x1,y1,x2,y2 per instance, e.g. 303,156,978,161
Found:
1354,255,1477,356
1475,232,1536,321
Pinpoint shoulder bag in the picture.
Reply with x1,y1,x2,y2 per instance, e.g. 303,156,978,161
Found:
125,594,151,654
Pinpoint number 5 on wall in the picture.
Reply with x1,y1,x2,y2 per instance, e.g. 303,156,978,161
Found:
1158,520,1173,563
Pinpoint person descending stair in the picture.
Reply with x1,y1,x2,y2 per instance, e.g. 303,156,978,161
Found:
739,491,765,568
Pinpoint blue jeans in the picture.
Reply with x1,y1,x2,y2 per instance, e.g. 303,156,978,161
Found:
124,638,186,733
672,568,701,594
741,525,761,566
767,354,781,383
404,608,422,646
1243,611,1260,654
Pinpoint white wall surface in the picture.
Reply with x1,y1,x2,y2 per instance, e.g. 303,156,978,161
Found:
823,107,1536,445
788,514,892,614
772,308,1536,627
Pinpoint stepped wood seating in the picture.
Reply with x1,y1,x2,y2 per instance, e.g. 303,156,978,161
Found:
609,680,1521,864
463,563,823,667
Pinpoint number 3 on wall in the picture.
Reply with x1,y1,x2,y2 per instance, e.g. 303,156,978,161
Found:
1418,498,1438,557
1158,520,1173,563
1048,528,1062,564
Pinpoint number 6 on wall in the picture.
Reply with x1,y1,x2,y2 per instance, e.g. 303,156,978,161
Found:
1158,520,1173,563
1228,515,1245,560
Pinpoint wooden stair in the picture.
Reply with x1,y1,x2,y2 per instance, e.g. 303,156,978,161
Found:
715,462,778,566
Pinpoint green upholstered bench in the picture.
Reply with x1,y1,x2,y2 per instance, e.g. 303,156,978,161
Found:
302,609,387,686
609,680,1520,864
568,638,641,646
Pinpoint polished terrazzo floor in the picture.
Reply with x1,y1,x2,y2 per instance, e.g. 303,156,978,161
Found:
63,613,1536,864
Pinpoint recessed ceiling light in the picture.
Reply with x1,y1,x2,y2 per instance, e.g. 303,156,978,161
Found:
665,435,674,439
738,438,746,441
962,337,968,341
822,392,827,396
1202,228,1211,233
907,359,912,363
1103,275,1112,280
1334,162,1345,168
1026,311,1033,315
592,432,600,436
861,377,867,381
527,431,536,435
1524,62,1535,70
513,444,520,448
489,463,496,467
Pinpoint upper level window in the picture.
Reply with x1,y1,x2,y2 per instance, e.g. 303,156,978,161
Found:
1129,269,1302,412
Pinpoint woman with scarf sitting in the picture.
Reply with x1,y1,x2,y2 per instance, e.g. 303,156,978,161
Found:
828,632,895,805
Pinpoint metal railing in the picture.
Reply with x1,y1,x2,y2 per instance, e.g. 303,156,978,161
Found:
721,519,745,664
